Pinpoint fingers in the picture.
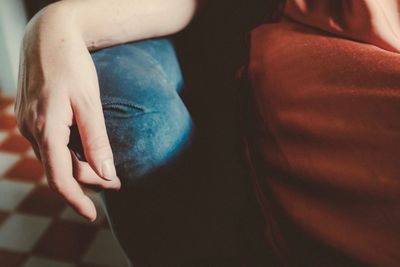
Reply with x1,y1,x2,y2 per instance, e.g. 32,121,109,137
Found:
21,128,42,161
18,102,118,222
15,97,97,220
71,92,120,183
38,124,97,222
70,150,121,190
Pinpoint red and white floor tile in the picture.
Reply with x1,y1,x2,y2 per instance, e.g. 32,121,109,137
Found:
0,94,129,267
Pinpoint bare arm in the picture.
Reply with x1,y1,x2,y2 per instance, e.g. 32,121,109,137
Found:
16,0,205,221
31,0,206,50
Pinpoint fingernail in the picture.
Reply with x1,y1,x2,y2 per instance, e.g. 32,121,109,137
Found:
101,159,116,181
83,196,97,222
111,179,122,191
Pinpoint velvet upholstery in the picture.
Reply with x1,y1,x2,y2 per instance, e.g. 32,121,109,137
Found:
244,2,400,265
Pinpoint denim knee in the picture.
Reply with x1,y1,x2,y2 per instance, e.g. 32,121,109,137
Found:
99,40,192,182
69,39,192,186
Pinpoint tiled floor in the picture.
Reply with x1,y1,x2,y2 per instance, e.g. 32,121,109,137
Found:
0,94,129,267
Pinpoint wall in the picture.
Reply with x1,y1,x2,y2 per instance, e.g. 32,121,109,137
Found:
0,0,27,97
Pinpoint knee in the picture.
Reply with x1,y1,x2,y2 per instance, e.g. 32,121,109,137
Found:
89,41,192,184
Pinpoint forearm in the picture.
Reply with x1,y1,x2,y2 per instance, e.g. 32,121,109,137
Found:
27,0,204,51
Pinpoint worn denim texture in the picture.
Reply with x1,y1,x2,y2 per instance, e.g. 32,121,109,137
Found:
93,39,192,183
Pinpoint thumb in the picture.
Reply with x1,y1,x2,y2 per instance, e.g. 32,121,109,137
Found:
71,94,119,182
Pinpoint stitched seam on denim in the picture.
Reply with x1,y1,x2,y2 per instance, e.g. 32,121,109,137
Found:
102,101,147,112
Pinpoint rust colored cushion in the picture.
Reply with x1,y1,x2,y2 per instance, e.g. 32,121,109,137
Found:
244,16,400,267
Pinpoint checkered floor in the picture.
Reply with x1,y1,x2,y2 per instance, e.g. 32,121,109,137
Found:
0,94,129,267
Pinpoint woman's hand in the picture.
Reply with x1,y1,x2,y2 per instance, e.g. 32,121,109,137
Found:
14,0,205,221
15,4,121,222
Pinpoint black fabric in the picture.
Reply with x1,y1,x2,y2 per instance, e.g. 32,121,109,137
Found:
174,0,284,264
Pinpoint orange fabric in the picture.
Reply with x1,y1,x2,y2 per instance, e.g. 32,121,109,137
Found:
245,3,400,266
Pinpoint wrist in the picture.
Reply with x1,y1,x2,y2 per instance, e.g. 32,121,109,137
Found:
23,2,85,51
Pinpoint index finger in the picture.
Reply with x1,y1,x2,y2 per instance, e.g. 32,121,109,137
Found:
38,124,97,221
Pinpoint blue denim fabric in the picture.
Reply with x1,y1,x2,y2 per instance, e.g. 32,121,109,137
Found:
68,38,263,266
93,39,192,182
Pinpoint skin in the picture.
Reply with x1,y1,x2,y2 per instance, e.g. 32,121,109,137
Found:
15,0,205,222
